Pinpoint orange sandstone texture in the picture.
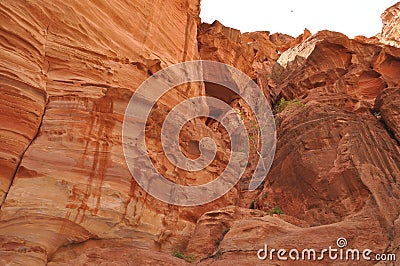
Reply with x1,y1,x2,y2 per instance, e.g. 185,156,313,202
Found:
378,2,400,47
192,14,400,266
0,1,399,266
0,0,213,265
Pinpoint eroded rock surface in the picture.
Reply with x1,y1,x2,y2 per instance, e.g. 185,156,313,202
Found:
0,1,400,266
0,1,48,205
192,5,400,266
0,0,217,264
276,30,400,113
375,87,400,144
378,2,400,47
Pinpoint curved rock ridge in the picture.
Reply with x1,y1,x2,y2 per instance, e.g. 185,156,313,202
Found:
48,240,191,266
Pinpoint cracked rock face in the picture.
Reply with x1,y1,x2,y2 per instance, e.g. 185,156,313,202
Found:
0,1,400,266
375,87,400,144
0,1,48,204
378,2,400,48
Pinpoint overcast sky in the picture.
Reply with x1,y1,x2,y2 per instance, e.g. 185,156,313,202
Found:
200,0,399,37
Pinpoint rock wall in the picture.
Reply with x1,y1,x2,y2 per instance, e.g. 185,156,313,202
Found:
277,30,400,113
0,1,216,264
192,6,400,266
379,2,400,47
0,1,399,265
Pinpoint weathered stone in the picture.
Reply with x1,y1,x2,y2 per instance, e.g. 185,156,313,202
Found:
375,87,400,144
277,30,400,112
378,2,400,47
1,1,400,265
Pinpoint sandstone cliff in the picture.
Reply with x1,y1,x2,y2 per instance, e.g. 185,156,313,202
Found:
0,1,210,264
379,2,400,47
0,1,399,266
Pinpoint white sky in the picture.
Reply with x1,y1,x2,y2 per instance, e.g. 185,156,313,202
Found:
200,0,399,37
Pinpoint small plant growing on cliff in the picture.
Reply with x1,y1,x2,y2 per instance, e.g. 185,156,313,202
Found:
270,206,284,215
277,97,289,112
239,109,244,120
172,250,196,262
236,108,263,163
276,97,305,112
373,111,381,119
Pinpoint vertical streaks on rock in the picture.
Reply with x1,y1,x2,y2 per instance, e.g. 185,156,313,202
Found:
64,95,115,224
0,0,241,263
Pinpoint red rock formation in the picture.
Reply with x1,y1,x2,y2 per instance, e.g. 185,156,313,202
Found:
197,23,311,209
244,29,311,104
276,30,400,113
0,1,400,265
193,101,400,265
198,20,255,76
259,102,400,224
378,2,400,47
198,21,311,105
375,87,400,144
0,2,48,205
0,1,220,264
192,5,400,266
